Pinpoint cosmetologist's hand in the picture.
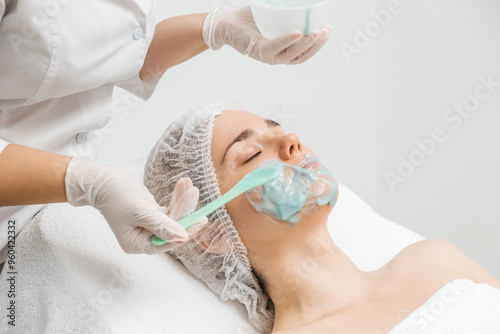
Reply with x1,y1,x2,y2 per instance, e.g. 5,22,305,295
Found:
163,177,208,241
202,6,332,65
64,157,205,254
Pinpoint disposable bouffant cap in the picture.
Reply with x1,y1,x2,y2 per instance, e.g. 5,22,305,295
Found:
144,101,275,332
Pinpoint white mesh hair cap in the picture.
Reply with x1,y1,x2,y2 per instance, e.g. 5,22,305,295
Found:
143,101,275,333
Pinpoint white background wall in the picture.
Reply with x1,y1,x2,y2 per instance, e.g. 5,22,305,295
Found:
99,0,500,278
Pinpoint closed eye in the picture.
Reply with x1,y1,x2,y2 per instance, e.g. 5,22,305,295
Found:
245,151,261,164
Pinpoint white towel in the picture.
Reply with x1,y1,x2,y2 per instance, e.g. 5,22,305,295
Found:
388,279,500,334
0,203,254,333
0,157,424,333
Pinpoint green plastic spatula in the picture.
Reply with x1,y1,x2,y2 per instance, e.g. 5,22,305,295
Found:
151,166,280,246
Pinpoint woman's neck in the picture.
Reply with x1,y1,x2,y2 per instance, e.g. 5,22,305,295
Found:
250,216,375,332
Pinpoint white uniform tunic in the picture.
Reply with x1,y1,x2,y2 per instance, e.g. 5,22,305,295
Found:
0,0,161,262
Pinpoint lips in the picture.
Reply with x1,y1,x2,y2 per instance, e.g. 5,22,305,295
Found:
297,155,309,168
304,161,319,170
297,154,319,170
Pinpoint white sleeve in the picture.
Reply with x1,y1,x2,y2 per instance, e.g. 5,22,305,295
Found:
114,71,163,101
0,0,159,108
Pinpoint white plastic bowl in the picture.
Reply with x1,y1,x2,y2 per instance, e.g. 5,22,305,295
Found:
249,0,330,40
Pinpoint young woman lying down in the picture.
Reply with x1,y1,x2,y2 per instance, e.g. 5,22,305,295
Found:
144,102,500,333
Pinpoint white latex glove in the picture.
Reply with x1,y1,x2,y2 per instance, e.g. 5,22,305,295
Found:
64,156,206,255
164,177,208,239
202,6,332,65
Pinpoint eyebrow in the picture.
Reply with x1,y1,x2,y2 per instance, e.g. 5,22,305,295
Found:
221,119,281,164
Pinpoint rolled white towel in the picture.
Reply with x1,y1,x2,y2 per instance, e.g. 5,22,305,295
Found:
389,279,500,334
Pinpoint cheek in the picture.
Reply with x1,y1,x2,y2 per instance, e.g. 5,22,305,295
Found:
225,195,254,231
226,193,288,245
216,164,253,194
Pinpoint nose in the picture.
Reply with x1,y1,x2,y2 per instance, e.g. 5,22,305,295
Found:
279,133,303,161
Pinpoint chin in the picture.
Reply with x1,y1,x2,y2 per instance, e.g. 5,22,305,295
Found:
294,204,332,230
314,204,333,221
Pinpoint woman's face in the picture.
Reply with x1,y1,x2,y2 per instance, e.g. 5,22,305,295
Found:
211,110,333,256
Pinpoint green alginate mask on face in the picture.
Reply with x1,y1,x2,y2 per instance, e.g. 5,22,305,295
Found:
245,154,338,225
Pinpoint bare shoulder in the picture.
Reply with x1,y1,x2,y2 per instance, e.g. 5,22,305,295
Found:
387,239,460,269
391,239,500,289
396,238,466,262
